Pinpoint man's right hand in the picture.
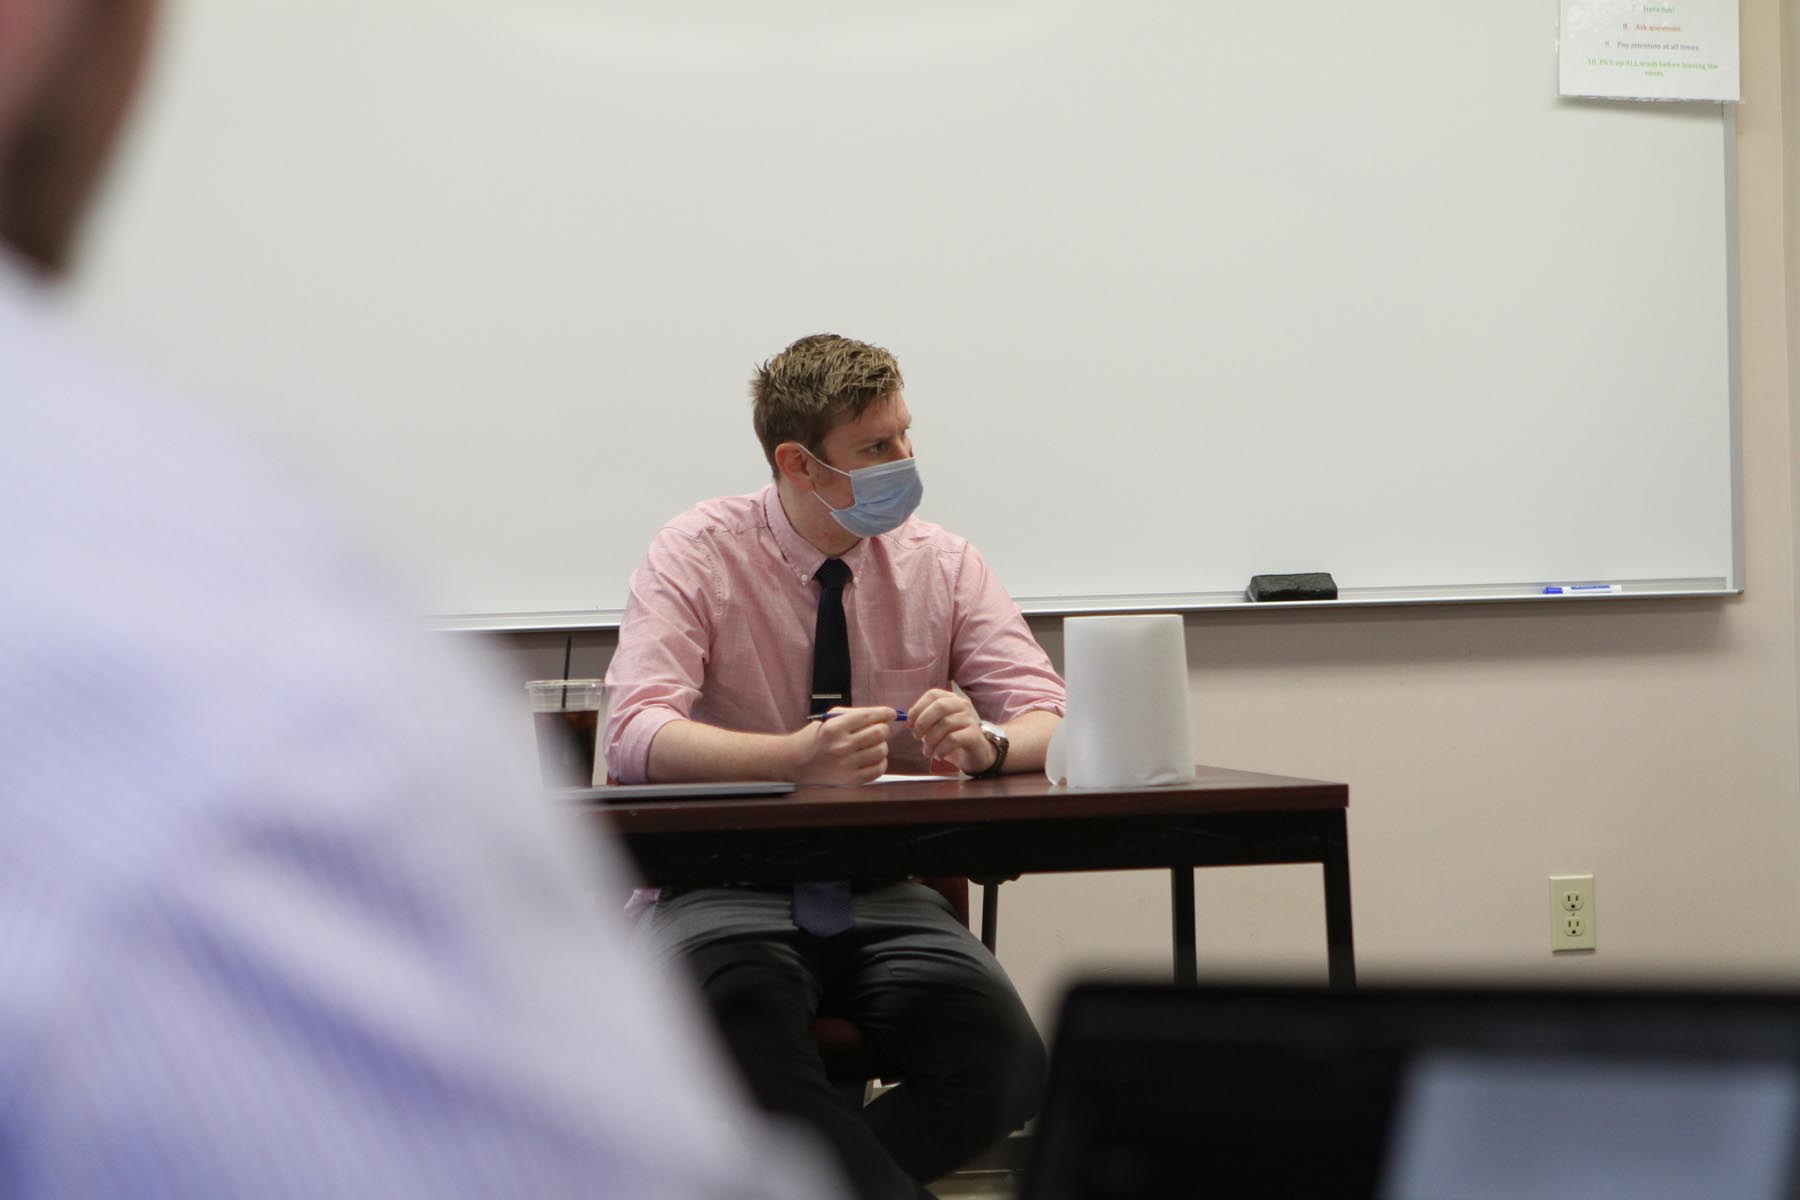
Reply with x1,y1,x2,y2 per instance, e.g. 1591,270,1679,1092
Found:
787,707,895,786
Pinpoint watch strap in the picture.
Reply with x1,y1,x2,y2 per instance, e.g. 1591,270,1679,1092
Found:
970,720,1009,779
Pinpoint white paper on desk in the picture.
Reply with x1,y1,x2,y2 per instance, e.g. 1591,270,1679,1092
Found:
1046,614,1195,789
1559,0,1739,102
874,773,952,784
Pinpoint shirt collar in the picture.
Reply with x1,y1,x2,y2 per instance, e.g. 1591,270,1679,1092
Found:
761,483,867,584
0,246,46,312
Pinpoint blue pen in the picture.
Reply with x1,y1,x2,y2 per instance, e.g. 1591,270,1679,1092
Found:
813,709,908,723
1542,584,1622,595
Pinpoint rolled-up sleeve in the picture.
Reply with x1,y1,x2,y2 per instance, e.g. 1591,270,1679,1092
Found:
604,528,715,784
949,541,1066,723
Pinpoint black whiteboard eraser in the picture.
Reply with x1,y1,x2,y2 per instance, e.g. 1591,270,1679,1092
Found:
1247,572,1338,602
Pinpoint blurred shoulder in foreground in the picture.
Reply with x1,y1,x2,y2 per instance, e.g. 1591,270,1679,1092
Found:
0,1,837,1194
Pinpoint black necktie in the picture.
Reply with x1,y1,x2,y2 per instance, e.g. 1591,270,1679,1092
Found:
808,557,852,718
794,558,855,937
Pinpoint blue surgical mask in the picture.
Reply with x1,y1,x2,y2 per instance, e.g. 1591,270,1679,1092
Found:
805,449,924,538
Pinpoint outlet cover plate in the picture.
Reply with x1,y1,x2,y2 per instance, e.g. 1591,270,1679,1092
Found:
1550,874,1596,951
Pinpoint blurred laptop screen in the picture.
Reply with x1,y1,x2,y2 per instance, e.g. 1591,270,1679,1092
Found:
1022,985,1800,1200
1381,1052,1799,1199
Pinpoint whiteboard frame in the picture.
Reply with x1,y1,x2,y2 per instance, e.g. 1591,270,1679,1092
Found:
435,574,1738,634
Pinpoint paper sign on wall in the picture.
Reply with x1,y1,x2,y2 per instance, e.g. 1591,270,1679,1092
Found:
1560,0,1739,102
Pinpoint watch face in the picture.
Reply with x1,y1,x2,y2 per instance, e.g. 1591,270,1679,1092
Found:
977,721,1009,777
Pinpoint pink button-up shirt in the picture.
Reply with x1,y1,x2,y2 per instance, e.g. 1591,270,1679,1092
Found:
605,485,1065,783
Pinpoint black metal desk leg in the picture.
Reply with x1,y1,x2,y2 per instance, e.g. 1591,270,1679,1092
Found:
980,880,999,954
1322,814,1356,989
1171,865,1197,986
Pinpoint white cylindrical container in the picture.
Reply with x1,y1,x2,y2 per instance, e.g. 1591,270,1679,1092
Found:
1047,614,1195,788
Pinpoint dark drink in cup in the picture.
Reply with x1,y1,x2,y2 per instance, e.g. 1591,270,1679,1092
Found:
534,708,599,788
525,679,606,789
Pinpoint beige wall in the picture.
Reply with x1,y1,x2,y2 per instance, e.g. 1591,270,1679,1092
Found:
478,0,1800,1034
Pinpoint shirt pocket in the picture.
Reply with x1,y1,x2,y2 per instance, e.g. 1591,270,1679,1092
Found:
868,664,945,714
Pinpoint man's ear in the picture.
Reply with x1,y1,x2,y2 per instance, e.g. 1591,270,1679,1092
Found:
0,0,158,276
773,442,813,488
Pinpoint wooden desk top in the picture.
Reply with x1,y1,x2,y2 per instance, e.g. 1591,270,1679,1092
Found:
584,764,1347,834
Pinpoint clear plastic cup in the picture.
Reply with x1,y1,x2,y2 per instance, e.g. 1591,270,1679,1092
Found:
525,678,607,788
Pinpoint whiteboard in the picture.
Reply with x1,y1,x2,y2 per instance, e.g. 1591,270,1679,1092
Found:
68,1,1739,627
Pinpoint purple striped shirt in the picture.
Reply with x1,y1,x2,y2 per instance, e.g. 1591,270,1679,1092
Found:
0,255,837,1199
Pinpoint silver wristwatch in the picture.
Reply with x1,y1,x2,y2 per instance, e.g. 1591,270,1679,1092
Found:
970,720,1009,779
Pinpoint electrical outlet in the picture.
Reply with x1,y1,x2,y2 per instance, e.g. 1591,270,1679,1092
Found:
1550,874,1595,951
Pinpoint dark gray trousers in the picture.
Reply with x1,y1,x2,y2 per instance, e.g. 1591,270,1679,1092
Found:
640,882,1046,1200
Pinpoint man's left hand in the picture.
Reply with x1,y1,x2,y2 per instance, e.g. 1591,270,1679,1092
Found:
908,688,997,776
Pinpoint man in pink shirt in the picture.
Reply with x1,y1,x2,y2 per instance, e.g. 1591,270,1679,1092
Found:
606,334,1065,1200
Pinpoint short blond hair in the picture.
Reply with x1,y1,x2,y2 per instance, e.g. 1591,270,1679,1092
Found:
751,334,905,473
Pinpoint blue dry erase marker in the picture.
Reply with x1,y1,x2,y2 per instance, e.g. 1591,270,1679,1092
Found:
1542,584,1623,595
813,709,908,723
